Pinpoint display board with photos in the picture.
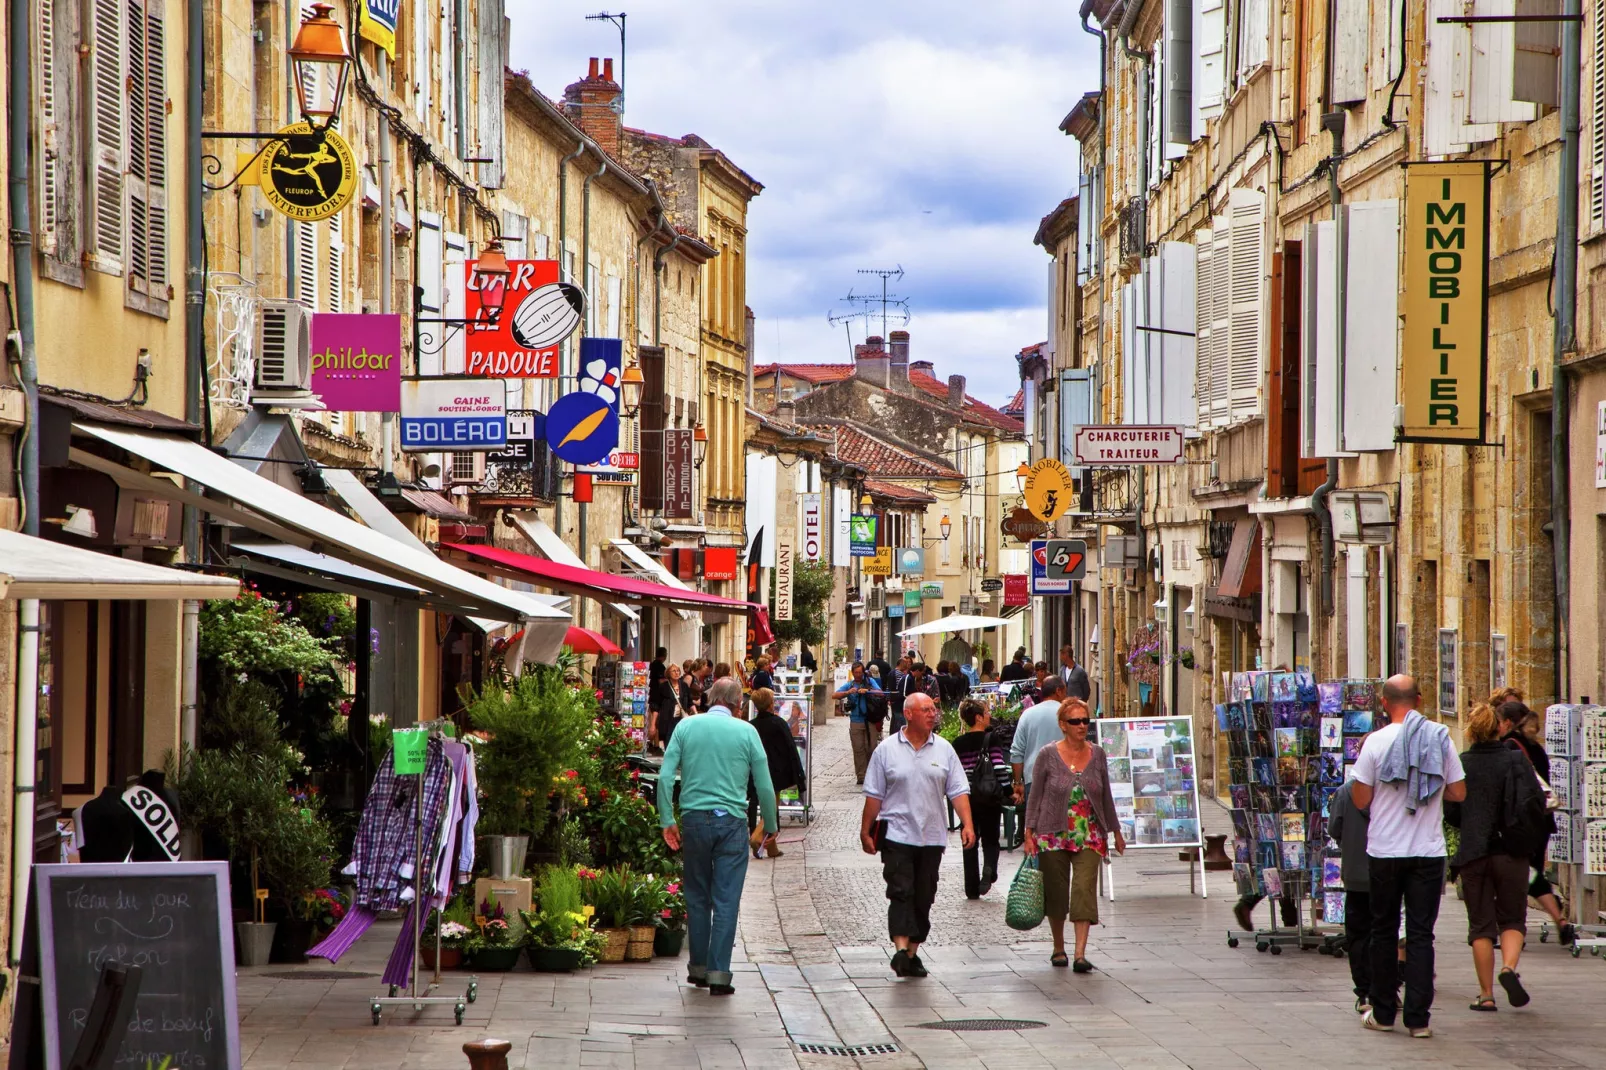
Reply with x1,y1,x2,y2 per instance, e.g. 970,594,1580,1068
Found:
615,661,650,735
1091,716,1202,848
773,670,814,819
1220,673,1382,922
1546,703,1606,874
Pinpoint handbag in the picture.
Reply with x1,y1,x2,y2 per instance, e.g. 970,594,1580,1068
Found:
968,730,1006,808
1004,855,1045,931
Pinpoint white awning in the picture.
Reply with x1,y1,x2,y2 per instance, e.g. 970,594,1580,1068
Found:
896,614,1013,638
609,538,694,622
322,468,430,550
71,422,566,624
511,513,637,622
0,530,239,601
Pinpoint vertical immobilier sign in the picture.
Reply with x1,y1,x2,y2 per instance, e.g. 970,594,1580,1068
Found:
1401,161,1489,443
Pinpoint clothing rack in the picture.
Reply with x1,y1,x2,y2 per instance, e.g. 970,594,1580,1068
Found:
369,721,477,1026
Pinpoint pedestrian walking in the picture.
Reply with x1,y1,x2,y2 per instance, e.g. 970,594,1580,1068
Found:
999,648,1030,683
1059,645,1092,703
650,660,686,751
951,699,1010,897
657,677,777,995
1351,674,1467,1038
836,662,886,784
1022,699,1124,971
1009,676,1067,803
1326,772,1374,1013
747,687,805,860
1447,703,1547,1012
1495,699,1575,945
860,693,975,978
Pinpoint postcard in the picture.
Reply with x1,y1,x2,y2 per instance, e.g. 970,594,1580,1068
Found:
1318,753,1343,785
1262,866,1283,897
1320,717,1343,749
1279,785,1305,813
1344,736,1365,761
1281,814,1306,842
1233,862,1258,896
1107,757,1132,784
1253,757,1277,786
1252,704,1274,734
1280,841,1306,870
1343,710,1376,735
1234,836,1251,862
1300,728,1321,754
1322,855,1344,889
1278,756,1304,785
1252,674,1271,703
1323,891,1346,924
1162,819,1198,844
1256,842,1280,872
1156,796,1178,819
1251,729,1275,758
1318,681,1344,712
1252,785,1278,813
1256,813,1279,842
1230,784,1251,809
1274,726,1300,755
1308,815,1327,846
1226,703,1247,731
1319,786,1338,817
1134,815,1162,844
1271,673,1298,701
1343,681,1378,709
1215,704,1232,731
1228,758,1250,785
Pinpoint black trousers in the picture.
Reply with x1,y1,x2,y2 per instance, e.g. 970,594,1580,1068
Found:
881,840,944,944
1368,855,1445,1030
1344,889,1373,999
1236,892,1299,926
963,801,1002,897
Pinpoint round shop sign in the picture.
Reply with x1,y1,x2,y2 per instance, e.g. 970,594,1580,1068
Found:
258,124,358,221
545,390,620,465
1022,458,1074,523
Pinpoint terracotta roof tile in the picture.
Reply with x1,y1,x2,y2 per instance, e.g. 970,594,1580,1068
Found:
865,478,937,505
810,423,963,480
754,363,1024,433
1003,387,1025,416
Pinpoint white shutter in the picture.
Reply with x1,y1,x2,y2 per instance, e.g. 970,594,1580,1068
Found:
1594,0,1606,229
138,0,169,293
293,220,319,309
1121,281,1137,424
1331,0,1369,105
328,208,345,313
586,264,599,335
500,210,528,259
1148,49,1163,185
1469,0,1539,124
1304,219,1343,457
1425,0,1500,155
86,0,127,274
531,232,550,259
1157,241,1198,431
1194,0,1226,132
444,230,468,373
1195,229,1215,429
1514,0,1560,105
1226,188,1264,422
1210,220,1232,426
417,212,443,374
414,0,431,124
1166,0,1194,146
476,0,507,186
606,274,623,338
1046,260,1059,361
1378,0,1405,91
1342,201,1400,452
1237,0,1269,76
440,0,456,148
1077,174,1093,284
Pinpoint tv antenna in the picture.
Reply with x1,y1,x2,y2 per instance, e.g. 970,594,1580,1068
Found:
855,266,909,339
585,11,627,105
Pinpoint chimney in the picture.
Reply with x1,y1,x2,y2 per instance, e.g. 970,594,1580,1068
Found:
562,57,623,159
775,397,796,424
854,336,890,388
947,374,967,409
888,330,910,385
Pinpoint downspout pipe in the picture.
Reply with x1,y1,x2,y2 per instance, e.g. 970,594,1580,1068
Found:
1310,113,1346,619
554,139,587,543
1080,0,1109,712
577,156,609,602
1552,0,1581,701
1118,2,1152,597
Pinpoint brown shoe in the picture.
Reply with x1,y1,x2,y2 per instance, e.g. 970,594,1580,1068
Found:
764,836,784,858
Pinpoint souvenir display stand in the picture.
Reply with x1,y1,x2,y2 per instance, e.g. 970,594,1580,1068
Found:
1219,673,1376,955
615,661,651,751
1540,703,1606,957
1091,715,1208,900
774,669,814,827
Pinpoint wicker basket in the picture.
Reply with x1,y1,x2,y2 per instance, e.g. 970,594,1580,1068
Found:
598,927,629,963
625,925,656,961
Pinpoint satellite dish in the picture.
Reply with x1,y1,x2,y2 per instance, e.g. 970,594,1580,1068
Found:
509,282,585,349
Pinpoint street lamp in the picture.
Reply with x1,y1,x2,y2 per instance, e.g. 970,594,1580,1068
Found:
693,423,709,468
619,364,644,418
858,493,875,517
1015,462,1030,495
939,514,952,541
417,240,513,354
289,4,351,135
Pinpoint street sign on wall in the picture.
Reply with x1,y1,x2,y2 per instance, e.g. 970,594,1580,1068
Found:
488,409,538,464
1029,539,1072,595
462,259,577,377
546,338,623,465
1043,539,1087,580
775,538,794,621
309,313,402,412
980,577,1004,593
897,548,925,575
1023,458,1074,522
862,547,892,576
1001,507,1049,543
801,494,823,562
1072,425,1185,465
1004,573,1029,606
850,516,878,557
400,379,506,451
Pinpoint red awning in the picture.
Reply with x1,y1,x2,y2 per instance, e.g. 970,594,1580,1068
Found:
442,542,762,614
564,626,623,656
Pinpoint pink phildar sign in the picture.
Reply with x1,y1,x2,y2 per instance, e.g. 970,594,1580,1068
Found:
310,313,403,412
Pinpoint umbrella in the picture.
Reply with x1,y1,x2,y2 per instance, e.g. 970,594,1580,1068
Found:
896,613,1013,638
563,625,623,655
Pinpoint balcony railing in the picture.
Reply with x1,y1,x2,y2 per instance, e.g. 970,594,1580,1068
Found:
482,440,561,501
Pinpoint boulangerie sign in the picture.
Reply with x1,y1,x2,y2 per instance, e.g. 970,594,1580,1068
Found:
309,314,402,412
664,429,694,518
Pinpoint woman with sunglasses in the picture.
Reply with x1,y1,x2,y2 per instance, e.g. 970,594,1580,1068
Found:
1023,698,1125,971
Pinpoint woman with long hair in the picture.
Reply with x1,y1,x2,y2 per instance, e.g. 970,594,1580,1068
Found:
1495,697,1574,945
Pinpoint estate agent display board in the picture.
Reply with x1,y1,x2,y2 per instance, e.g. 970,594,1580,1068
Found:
1091,715,1207,898
1541,703,1606,953
36,861,241,1070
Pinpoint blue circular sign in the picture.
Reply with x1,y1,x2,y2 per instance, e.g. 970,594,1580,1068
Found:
545,391,619,465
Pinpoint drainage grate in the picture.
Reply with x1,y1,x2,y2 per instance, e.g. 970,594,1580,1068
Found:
796,1042,901,1056
260,970,377,980
915,1018,1047,1031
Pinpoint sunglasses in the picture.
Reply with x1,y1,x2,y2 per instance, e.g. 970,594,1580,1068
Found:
1062,717,1091,726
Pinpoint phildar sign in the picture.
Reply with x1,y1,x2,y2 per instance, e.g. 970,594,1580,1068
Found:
463,260,579,377
1400,161,1489,443
310,313,401,412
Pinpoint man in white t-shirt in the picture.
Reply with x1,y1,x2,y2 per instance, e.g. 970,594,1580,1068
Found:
1351,674,1466,1039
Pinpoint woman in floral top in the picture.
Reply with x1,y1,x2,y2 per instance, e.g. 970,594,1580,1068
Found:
1023,699,1124,971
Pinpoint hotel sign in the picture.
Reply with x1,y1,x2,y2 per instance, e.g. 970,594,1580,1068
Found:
1401,162,1489,444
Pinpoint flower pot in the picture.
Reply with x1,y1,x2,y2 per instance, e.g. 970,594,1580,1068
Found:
485,835,530,879
653,927,686,957
625,925,655,961
421,944,464,970
270,917,316,964
235,921,277,967
598,927,629,963
526,946,585,972
470,946,523,972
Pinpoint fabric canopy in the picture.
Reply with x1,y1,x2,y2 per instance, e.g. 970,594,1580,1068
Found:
563,626,623,656
442,541,760,614
510,513,638,622
609,538,694,621
0,530,239,601
896,613,1013,638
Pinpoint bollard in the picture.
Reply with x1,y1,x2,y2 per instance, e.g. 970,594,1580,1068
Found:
463,1039,513,1070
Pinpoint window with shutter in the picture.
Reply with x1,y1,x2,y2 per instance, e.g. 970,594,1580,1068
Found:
1303,219,1342,457
1469,0,1539,124
1194,0,1226,131
1121,281,1138,425
444,231,468,373
37,0,85,284
1514,0,1560,106
328,208,344,313
1330,0,1369,105
1156,241,1198,430
477,0,506,187
500,210,528,259
1166,0,1194,145
606,275,622,338
86,0,127,275
1236,0,1269,78
1077,174,1093,284
1210,220,1233,426
1342,200,1400,452
1424,0,1500,155
417,212,444,374
586,264,599,335
1376,0,1405,92
1226,188,1263,422
1194,229,1215,429
293,220,319,309
1593,0,1606,229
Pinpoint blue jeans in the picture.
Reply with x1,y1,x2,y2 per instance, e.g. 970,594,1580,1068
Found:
680,809,751,986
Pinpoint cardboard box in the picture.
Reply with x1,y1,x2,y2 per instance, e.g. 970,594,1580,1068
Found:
473,875,532,915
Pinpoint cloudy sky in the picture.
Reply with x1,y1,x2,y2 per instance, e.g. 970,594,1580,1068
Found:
506,1,1099,405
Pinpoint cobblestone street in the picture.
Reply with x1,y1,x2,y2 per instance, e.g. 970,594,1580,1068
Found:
238,715,1606,1069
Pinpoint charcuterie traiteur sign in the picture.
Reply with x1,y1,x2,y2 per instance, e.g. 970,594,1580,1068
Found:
463,259,584,377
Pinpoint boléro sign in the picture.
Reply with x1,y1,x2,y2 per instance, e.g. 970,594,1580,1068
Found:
1073,425,1185,465
400,379,506,451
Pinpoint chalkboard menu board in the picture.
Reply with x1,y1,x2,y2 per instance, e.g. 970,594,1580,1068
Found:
35,862,240,1070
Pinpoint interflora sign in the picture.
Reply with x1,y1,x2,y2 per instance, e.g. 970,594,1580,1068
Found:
1401,161,1489,444
400,379,506,451
1023,458,1074,522
463,260,582,377
257,125,357,221
1073,425,1185,464
309,313,401,412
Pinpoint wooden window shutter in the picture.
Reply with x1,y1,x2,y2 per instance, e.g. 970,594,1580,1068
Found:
1194,228,1215,429
1165,0,1193,144
294,220,319,308
126,0,169,300
328,208,345,313
1513,0,1560,106
1227,188,1264,422
86,0,128,275
1210,221,1232,427
638,345,666,510
1593,0,1606,228
1329,0,1369,106
38,0,84,282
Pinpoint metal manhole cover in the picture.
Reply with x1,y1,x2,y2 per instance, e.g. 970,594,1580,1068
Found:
796,1042,901,1056
915,1019,1047,1031
260,970,377,980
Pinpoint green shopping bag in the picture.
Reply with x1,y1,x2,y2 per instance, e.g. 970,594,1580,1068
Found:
1005,855,1045,931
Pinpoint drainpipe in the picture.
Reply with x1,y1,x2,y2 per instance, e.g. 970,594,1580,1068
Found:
1310,114,1345,620
1080,0,1111,711
555,139,587,544
379,53,395,482
1119,2,1152,633
577,157,608,586
181,601,200,756
1552,0,1581,701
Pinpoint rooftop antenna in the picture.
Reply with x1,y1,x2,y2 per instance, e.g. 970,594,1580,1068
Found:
855,266,908,339
585,11,627,108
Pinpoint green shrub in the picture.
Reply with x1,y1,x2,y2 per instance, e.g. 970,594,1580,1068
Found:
467,665,592,839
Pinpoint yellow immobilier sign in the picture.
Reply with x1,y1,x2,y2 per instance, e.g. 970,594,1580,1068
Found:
1401,162,1488,443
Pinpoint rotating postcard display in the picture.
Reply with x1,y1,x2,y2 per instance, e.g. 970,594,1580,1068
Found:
1221,673,1383,940
773,669,814,826
1541,703,1606,952
615,662,650,744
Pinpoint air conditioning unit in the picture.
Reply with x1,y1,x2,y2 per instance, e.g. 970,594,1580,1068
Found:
253,300,314,396
866,586,886,613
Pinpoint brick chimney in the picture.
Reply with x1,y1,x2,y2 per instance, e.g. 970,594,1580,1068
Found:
562,58,622,158
947,374,967,409
854,336,890,388
888,330,910,386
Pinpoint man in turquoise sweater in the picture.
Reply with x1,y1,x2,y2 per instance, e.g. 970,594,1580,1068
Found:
658,675,778,994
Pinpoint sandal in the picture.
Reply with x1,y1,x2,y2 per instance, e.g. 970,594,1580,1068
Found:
1050,952,1069,968
1497,968,1530,1007
1072,958,1094,974
1469,995,1497,1012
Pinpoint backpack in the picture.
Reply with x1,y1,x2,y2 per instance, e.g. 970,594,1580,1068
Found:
863,688,888,725
968,730,1007,808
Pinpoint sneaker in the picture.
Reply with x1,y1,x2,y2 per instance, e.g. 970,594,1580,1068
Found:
1559,923,1578,947
905,954,929,978
709,983,735,996
1233,903,1254,932
890,949,911,977
687,972,708,988
1409,1026,1432,1039
1361,1008,1394,1032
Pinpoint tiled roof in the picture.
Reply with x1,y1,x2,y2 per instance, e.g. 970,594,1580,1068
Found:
755,363,1024,433
813,423,963,480
753,363,854,384
865,478,936,505
1003,387,1025,416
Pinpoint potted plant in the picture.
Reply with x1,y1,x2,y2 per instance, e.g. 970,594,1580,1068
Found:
626,874,661,961
582,866,634,963
464,900,526,971
654,877,686,958
522,865,604,971
422,895,474,970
